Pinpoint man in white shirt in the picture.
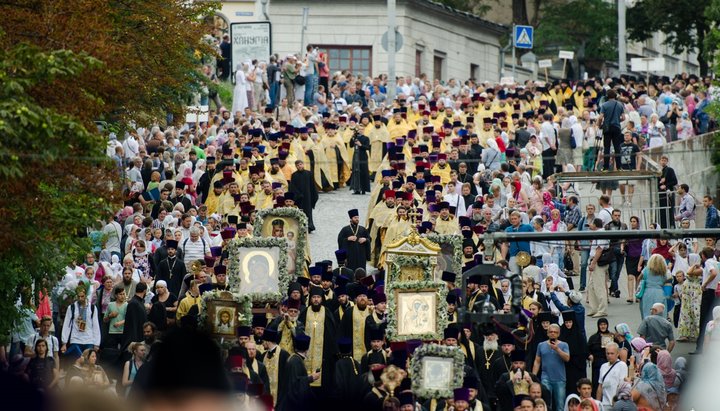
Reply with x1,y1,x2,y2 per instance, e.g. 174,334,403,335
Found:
61,284,101,357
587,219,610,317
181,226,211,269
539,113,557,179
693,247,720,354
597,194,614,227
596,342,628,408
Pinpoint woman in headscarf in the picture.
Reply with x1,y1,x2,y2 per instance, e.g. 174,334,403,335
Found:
481,138,502,171
587,318,613,394
650,239,674,266
631,363,666,411
560,310,588,397
654,350,675,390
703,306,720,346
563,394,581,411
192,159,206,186
678,253,702,341
669,357,686,394
610,380,637,411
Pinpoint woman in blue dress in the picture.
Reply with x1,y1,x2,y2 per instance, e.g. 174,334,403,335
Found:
639,254,670,319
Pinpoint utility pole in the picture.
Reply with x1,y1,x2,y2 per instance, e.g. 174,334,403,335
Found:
387,0,397,103
618,0,626,74
300,7,309,55
511,25,516,80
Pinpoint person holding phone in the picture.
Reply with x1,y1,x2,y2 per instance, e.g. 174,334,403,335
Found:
532,324,570,411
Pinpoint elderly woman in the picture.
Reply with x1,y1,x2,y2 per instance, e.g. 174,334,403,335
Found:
481,138,502,171
647,113,666,149
631,363,666,411
638,254,669,319
610,380,636,411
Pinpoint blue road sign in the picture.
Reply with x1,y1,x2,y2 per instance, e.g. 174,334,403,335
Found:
514,25,533,49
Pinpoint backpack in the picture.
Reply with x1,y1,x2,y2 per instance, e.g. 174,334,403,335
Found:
182,237,207,254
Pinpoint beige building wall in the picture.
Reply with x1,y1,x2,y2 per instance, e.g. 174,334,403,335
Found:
267,0,505,82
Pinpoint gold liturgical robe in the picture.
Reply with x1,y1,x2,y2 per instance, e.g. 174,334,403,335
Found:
351,307,370,362
305,306,326,387
321,133,351,185
367,125,390,172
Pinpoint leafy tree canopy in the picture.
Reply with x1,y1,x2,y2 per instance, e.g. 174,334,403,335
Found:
534,0,618,65
0,0,218,337
628,0,714,75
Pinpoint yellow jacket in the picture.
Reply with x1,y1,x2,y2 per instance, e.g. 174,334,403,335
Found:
176,292,201,321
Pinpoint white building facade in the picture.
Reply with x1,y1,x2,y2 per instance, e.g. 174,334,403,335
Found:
215,0,507,83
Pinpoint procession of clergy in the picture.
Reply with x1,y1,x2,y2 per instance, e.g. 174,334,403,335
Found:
166,88,564,411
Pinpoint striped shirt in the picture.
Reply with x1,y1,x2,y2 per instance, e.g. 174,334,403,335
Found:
181,237,209,265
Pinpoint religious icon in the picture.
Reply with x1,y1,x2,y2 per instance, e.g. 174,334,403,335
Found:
421,357,454,391
214,306,236,335
261,217,300,276
238,247,281,295
396,290,437,336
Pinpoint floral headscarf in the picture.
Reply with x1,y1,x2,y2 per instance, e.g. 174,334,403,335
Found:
634,363,667,411
655,350,676,388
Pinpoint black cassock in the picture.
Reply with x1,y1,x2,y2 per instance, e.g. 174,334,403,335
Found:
289,169,319,231
259,346,290,410
561,323,587,396
334,356,367,411
247,357,271,395
297,306,339,398
283,353,315,411
337,224,371,272
349,133,371,194
122,296,147,350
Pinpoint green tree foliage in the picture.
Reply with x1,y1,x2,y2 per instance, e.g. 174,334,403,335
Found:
0,0,218,337
627,0,714,75
534,0,617,74
0,42,115,338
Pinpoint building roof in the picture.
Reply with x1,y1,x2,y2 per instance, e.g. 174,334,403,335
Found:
414,0,508,34
268,0,508,35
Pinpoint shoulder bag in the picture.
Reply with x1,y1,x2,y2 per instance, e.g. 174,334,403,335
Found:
597,246,614,267
635,268,647,299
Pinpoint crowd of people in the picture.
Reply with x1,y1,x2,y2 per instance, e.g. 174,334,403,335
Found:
3,53,720,411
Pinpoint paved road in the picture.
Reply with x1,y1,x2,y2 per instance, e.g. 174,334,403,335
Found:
308,185,694,357
308,187,372,267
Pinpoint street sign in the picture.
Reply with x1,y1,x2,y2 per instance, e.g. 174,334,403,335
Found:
514,25,533,49
558,50,574,60
538,59,552,68
631,57,665,72
230,22,272,74
381,29,403,52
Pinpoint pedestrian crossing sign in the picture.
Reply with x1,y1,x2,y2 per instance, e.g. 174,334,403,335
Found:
514,25,533,49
